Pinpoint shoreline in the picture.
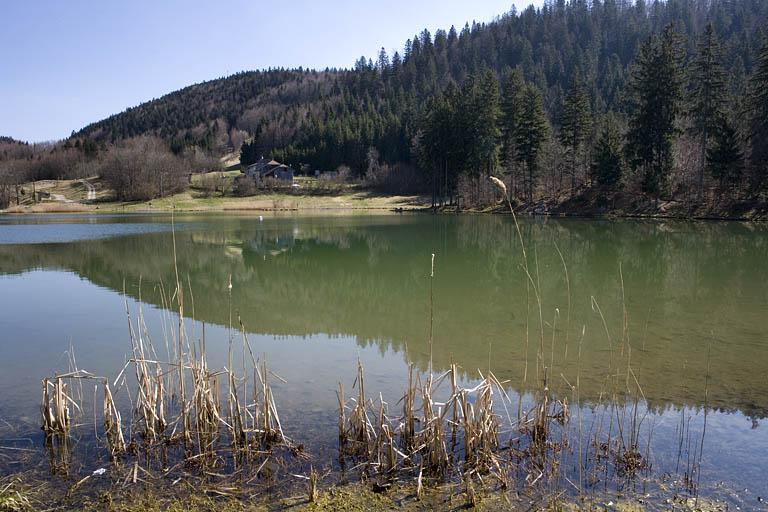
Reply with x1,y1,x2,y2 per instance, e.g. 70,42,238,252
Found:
0,472,735,511
3,202,766,222
2,188,766,221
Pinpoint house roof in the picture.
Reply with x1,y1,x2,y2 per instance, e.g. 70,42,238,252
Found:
244,158,294,178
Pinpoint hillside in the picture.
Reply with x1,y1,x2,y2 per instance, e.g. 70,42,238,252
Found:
0,136,27,146
74,0,768,175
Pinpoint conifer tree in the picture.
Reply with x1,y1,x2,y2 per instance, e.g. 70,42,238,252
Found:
500,68,525,195
707,118,744,193
417,84,460,204
474,70,502,176
559,75,592,192
591,113,625,190
377,47,390,73
625,25,685,199
689,22,727,193
239,139,260,167
748,34,768,191
515,84,550,201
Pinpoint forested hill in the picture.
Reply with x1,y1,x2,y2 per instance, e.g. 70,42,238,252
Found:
0,136,26,145
75,0,768,175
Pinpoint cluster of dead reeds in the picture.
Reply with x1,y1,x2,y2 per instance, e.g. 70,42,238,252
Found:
336,359,575,493
41,258,290,476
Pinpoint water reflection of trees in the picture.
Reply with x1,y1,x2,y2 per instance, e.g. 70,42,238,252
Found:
1,216,767,417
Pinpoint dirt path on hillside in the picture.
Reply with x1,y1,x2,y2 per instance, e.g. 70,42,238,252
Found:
82,180,96,201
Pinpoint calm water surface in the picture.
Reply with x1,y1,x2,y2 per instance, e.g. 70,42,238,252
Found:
0,213,766,503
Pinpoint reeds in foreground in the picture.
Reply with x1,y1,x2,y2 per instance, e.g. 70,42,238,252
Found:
40,275,292,477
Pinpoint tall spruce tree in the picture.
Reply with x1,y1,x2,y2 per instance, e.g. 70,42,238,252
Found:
592,113,625,190
239,139,260,167
689,22,727,194
748,34,768,191
500,68,525,166
625,25,685,199
474,70,502,176
417,83,462,204
516,84,550,201
707,117,744,193
559,75,592,192
500,68,525,196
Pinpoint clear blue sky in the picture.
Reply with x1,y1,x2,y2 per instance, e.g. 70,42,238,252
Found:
0,0,538,143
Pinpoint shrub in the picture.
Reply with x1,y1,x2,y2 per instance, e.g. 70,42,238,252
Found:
99,137,189,201
233,175,257,196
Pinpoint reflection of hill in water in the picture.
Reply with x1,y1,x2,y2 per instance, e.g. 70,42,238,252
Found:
2,215,768,418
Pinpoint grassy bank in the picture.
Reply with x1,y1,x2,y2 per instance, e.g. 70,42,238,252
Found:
3,174,766,220
3,190,428,214
1,174,429,214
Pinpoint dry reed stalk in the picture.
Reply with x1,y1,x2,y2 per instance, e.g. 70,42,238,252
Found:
428,253,435,373
336,382,347,451
450,363,458,446
531,368,550,449
419,375,449,476
103,381,126,456
470,376,500,469
309,466,319,502
376,394,397,473
41,379,55,435
416,465,424,499
41,377,71,436
400,364,417,452
464,471,478,508
457,375,500,472
253,359,284,445
227,368,246,450
347,361,372,457
188,349,224,460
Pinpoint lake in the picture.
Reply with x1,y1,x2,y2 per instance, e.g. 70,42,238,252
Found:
0,212,766,507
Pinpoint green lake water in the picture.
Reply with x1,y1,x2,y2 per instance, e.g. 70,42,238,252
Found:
0,213,766,505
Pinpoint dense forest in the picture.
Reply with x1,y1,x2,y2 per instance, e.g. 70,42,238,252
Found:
2,0,768,211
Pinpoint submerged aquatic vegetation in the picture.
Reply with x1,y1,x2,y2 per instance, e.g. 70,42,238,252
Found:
0,478,31,512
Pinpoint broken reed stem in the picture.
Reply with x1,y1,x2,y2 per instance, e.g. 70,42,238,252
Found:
309,466,319,502
103,380,126,456
348,361,372,458
428,253,435,373
402,364,417,452
41,377,70,436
